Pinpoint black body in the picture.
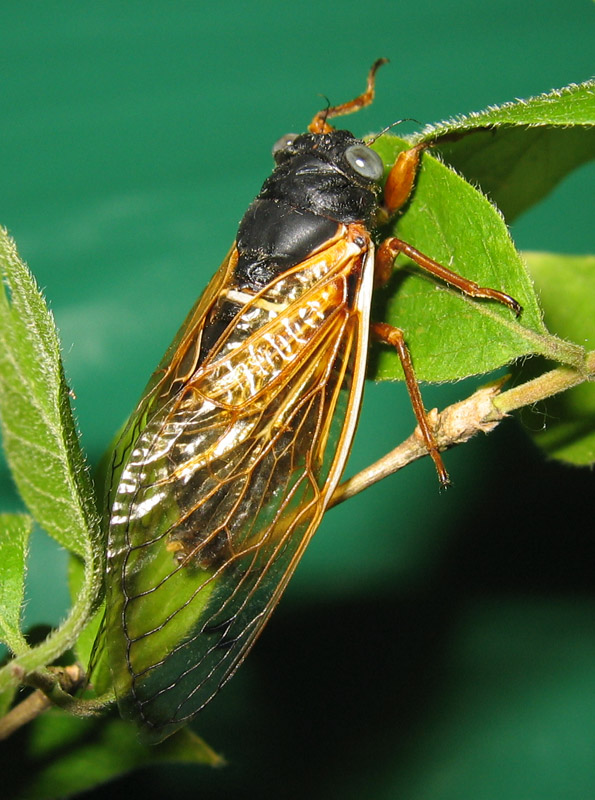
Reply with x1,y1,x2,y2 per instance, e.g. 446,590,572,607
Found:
235,130,381,290
199,130,382,362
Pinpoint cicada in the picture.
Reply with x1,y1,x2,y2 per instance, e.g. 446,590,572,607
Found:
103,59,520,742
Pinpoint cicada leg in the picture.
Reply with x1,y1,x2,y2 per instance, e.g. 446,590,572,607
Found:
377,143,523,315
380,143,427,220
373,142,522,485
371,320,450,487
308,58,389,134
376,237,522,315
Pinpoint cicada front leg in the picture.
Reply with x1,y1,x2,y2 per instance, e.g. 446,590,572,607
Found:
376,237,522,315
373,142,523,486
377,141,522,314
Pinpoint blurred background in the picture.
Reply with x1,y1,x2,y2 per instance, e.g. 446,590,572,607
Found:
0,1,593,798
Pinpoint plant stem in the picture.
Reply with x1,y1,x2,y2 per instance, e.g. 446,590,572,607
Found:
331,351,594,507
0,553,99,692
0,688,51,740
0,664,84,740
493,349,595,414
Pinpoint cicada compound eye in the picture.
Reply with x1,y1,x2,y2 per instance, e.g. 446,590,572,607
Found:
344,143,384,182
272,133,299,161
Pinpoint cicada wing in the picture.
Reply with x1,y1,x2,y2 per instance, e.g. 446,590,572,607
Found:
104,246,237,509
105,237,374,742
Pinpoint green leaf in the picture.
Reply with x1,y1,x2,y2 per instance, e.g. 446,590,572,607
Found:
0,514,33,655
0,228,100,559
369,137,566,383
0,228,103,690
516,252,595,466
1,712,222,799
419,81,595,221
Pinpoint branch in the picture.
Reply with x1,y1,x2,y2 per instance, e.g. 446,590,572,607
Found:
0,664,85,741
331,351,595,507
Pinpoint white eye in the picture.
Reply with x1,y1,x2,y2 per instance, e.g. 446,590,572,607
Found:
272,133,298,158
345,144,384,181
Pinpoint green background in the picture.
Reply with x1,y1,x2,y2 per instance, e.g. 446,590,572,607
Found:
1,1,594,798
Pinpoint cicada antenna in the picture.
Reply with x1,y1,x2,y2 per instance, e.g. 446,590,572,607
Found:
366,118,423,145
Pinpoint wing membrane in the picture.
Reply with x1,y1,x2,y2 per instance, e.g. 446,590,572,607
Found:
104,247,237,507
105,230,373,741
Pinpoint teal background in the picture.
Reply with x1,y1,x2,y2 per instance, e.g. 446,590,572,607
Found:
1,1,594,798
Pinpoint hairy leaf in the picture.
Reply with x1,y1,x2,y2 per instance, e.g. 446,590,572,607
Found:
419,80,595,221
370,138,555,383
0,514,33,655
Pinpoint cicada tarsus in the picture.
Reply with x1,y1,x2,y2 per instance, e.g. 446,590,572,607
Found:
101,59,521,742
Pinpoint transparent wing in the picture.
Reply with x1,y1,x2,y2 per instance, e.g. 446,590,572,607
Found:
104,246,236,510
105,231,373,741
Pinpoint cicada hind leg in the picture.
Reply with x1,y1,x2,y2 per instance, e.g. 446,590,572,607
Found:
374,142,522,487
